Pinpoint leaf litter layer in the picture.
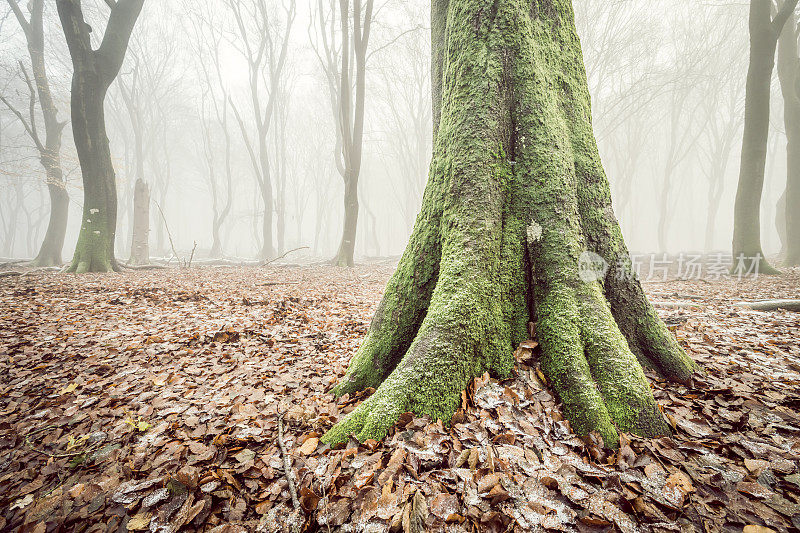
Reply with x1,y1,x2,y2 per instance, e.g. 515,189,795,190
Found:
0,265,799,532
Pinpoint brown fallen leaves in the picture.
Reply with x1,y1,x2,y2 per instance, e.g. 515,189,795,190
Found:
0,265,799,532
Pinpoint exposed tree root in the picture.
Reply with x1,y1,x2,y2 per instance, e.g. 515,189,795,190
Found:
323,0,696,449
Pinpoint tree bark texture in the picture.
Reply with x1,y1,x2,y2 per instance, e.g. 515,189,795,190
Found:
56,0,144,273
323,0,695,449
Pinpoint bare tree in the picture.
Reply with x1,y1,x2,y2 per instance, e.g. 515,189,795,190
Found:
56,0,145,272
227,0,295,261
311,0,375,267
376,19,430,234
118,59,151,265
188,3,234,258
1,0,68,266
272,81,292,255
777,9,800,265
655,20,711,253
732,0,798,274
696,6,747,253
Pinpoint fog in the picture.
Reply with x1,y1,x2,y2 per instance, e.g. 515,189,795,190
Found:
0,0,790,262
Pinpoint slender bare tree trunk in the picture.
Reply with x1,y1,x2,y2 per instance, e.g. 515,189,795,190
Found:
733,0,798,274
777,11,800,265
3,0,69,267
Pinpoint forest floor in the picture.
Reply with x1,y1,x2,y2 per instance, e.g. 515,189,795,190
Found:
0,264,799,533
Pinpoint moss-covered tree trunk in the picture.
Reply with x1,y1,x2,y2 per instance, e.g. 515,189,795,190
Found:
322,0,696,449
57,0,144,273
733,0,798,275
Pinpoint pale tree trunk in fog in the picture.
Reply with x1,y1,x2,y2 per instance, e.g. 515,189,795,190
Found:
128,178,150,265
609,121,646,240
777,12,800,266
312,0,375,267
379,35,431,235
199,97,233,258
776,190,787,256
119,61,151,266
153,121,171,257
56,0,144,273
733,0,798,274
2,0,69,267
228,0,295,262
20,184,33,256
2,182,25,256
702,84,742,252
273,86,291,256
359,189,380,257
656,77,705,253
190,4,234,258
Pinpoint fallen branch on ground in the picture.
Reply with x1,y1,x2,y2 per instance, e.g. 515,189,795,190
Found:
260,247,309,267
153,200,180,264
735,300,800,312
277,413,304,533
277,413,300,511
119,263,169,271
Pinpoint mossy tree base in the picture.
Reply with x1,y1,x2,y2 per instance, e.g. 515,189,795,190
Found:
67,207,118,273
322,0,696,449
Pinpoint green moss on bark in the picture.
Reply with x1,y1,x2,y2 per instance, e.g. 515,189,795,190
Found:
68,206,115,273
323,0,695,448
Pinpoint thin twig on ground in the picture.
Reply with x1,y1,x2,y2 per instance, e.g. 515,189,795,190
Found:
260,247,309,267
277,412,301,511
187,241,198,268
153,200,180,264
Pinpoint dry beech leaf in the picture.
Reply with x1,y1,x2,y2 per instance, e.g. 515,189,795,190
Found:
298,437,319,455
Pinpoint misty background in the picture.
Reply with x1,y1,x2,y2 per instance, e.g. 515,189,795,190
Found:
0,0,780,261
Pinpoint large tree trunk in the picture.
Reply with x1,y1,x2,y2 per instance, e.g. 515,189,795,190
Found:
57,0,144,273
322,0,695,449
778,13,800,266
733,0,797,274
68,80,119,273
128,178,150,265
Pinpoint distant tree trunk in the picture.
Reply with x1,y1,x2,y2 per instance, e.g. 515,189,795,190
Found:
312,0,375,267
777,12,800,266
704,114,739,253
128,178,150,265
210,109,233,258
274,88,290,256
3,0,69,267
210,123,233,258
360,191,380,257
56,0,144,273
227,0,294,262
733,0,797,274
776,189,787,256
